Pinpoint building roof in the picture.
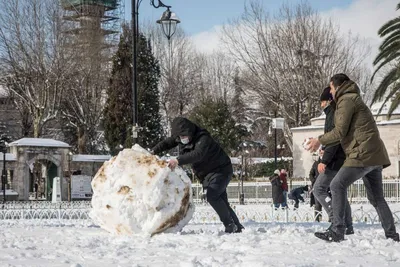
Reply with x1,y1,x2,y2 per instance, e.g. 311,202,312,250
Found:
73,154,112,162
376,119,400,125
291,125,324,131
9,138,70,148
371,100,400,115
0,153,17,161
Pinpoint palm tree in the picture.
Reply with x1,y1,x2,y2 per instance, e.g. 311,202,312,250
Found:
371,3,400,117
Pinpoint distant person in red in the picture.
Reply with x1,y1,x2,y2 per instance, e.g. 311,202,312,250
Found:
280,169,288,208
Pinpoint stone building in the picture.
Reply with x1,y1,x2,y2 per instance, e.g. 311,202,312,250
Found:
0,138,111,201
291,101,400,178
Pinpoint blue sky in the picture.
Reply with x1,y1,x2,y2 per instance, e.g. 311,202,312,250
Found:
124,0,353,35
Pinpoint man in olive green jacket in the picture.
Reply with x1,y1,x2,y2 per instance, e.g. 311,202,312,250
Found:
307,73,399,242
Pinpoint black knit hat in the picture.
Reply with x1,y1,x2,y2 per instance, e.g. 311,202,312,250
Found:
320,87,332,101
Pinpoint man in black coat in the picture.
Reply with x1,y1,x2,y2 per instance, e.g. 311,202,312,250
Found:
152,117,243,233
313,87,353,235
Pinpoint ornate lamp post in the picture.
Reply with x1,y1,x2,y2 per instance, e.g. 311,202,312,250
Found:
131,0,181,142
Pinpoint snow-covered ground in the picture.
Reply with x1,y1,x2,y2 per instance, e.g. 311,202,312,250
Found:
1,204,400,267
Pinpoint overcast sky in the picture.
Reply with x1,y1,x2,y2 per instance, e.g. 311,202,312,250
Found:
124,0,399,68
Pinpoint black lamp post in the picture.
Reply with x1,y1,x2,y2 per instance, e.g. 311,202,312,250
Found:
268,126,277,169
0,136,9,203
239,154,245,205
268,117,285,170
131,0,180,142
67,152,73,202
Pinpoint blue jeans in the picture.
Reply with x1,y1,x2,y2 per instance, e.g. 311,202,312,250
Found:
282,191,287,207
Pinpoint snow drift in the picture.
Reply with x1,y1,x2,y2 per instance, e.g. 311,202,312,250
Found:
90,144,194,236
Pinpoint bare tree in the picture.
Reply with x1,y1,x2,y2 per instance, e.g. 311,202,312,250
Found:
0,0,67,138
145,25,202,134
221,1,371,150
197,52,237,103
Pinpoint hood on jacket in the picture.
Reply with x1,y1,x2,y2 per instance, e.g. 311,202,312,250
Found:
335,80,360,99
171,117,198,137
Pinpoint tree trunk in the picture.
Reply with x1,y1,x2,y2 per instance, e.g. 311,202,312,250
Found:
78,126,87,154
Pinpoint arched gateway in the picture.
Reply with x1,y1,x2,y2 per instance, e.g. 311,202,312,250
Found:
0,138,111,201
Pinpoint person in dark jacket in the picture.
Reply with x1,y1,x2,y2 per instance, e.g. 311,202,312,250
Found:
270,170,284,209
312,86,353,234
308,74,399,242
309,153,322,222
288,185,309,210
152,117,243,233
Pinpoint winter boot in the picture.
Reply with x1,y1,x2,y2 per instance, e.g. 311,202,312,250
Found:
225,222,238,233
315,229,344,242
324,223,332,232
345,225,354,235
235,223,245,233
387,233,400,242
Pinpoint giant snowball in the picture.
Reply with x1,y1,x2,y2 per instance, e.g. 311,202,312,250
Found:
90,144,194,236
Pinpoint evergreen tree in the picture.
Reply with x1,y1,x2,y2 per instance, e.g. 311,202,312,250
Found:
189,97,246,154
137,37,163,148
104,24,163,155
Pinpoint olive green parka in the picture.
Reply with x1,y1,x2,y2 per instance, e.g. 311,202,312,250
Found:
318,80,390,168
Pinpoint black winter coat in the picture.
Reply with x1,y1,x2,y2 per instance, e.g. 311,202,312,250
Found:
152,117,232,181
309,160,319,187
321,103,346,171
269,174,283,204
289,186,308,200
309,160,319,207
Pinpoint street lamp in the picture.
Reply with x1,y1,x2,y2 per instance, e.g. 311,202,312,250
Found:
131,0,181,142
157,8,181,40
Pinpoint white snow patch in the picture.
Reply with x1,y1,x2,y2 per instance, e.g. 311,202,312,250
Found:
0,217,399,267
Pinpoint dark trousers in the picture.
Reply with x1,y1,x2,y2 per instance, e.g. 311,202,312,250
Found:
204,168,240,227
314,169,352,227
289,194,304,209
314,199,322,222
330,166,397,238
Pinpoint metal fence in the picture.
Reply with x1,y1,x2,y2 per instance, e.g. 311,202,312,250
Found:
191,179,400,204
0,179,399,224
1,201,400,225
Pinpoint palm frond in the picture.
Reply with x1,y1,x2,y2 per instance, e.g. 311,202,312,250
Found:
387,91,400,118
371,52,400,81
379,17,400,36
379,29,400,51
375,81,400,116
397,3,400,10
373,42,400,65
372,68,399,103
